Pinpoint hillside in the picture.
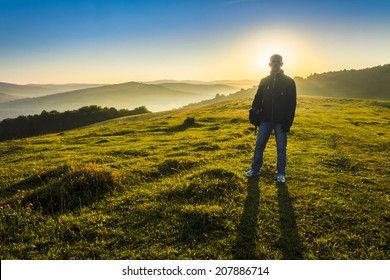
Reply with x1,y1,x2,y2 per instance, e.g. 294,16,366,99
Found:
0,92,22,103
25,83,105,95
184,87,257,108
0,96,388,260
295,64,390,99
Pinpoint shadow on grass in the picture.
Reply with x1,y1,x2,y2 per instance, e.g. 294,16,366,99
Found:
233,177,260,259
276,182,303,259
1,165,70,198
165,123,202,133
1,165,117,215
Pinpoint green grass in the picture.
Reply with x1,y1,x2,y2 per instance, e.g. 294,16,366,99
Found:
0,96,389,259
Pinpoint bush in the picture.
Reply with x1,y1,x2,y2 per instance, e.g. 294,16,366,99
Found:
183,117,196,127
158,159,197,175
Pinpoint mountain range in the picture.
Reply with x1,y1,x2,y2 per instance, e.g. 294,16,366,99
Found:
0,82,103,101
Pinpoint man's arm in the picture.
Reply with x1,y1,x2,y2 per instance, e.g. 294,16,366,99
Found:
252,82,264,109
284,79,297,130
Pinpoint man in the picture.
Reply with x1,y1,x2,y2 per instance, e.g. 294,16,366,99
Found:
244,54,296,183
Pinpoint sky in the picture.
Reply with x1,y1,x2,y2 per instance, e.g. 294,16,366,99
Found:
1,0,390,84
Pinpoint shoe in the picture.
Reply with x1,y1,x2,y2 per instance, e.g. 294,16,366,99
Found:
244,170,260,178
276,174,286,183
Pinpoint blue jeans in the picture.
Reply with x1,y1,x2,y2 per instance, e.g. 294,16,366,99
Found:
251,122,287,175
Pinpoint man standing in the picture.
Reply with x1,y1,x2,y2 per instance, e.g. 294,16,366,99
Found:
244,54,297,183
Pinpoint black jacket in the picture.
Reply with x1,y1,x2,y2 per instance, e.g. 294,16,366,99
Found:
252,70,297,130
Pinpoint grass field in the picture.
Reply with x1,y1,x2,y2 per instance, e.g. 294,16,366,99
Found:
0,96,389,259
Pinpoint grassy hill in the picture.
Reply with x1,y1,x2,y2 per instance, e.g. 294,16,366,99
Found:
0,96,389,259
184,87,257,108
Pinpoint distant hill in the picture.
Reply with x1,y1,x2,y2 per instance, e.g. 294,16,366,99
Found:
146,79,258,89
25,83,105,95
295,64,390,99
0,82,54,99
156,83,238,96
0,82,104,99
0,92,22,103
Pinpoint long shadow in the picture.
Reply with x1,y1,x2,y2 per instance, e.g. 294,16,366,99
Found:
233,177,260,259
276,182,303,259
1,165,69,199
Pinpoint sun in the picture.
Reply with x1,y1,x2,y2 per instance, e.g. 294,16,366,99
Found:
214,27,315,80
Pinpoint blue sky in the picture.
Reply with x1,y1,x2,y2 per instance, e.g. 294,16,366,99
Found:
1,0,390,83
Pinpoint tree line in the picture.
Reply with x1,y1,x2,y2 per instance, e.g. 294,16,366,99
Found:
0,105,150,141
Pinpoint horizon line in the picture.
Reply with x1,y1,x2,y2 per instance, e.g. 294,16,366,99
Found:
2,63,389,85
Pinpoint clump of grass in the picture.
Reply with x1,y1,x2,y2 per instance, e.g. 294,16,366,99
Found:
166,116,200,132
96,139,110,144
322,156,360,172
183,117,196,127
208,125,221,131
234,143,252,151
230,118,246,124
107,149,149,158
158,159,197,175
193,142,221,151
22,164,117,214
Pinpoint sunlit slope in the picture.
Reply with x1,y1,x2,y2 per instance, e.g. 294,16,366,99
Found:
295,64,390,99
0,96,389,259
